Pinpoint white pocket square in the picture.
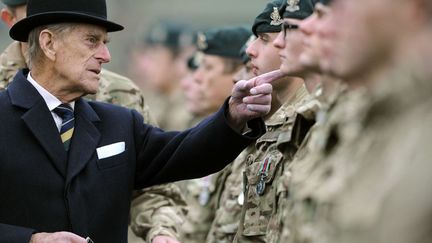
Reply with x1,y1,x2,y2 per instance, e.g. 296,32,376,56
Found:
96,142,125,159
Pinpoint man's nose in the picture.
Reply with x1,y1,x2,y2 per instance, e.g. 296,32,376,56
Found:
273,31,285,49
96,44,111,63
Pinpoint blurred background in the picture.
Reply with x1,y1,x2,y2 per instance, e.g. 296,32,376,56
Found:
0,0,265,76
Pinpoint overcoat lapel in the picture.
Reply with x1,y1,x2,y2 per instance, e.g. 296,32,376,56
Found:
8,70,67,177
22,102,68,177
66,98,101,185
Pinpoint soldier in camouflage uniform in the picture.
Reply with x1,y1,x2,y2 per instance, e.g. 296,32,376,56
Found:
277,0,432,242
0,1,185,242
258,0,356,242
180,52,207,128
231,1,314,242
283,0,432,242
129,21,195,131
204,36,255,243
269,1,358,242
177,26,251,243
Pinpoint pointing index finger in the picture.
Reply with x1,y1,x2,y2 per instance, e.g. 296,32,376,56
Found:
254,70,285,85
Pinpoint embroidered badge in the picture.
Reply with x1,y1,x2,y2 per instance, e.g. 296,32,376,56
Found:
270,7,283,26
196,32,208,51
286,0,300,13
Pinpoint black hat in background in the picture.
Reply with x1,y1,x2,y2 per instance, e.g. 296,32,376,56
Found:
318,0,332,6
10,0,124,42
196,26,252,59
281,0,316,19
252,0,285,36
1,0,27,7
144,21,195,49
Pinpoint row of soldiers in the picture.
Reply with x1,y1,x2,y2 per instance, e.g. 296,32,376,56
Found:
1,0,431,243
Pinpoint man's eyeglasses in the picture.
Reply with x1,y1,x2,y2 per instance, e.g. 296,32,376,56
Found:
281,22,299,37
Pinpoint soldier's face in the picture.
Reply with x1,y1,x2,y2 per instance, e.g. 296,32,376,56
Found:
246,32,281,76
273,18,307,76
52,24,111,96
233,61,254,84
319,0,410,81
136,45,177,93
1,4,26,27
298,3,330,72
180,70,205,115
193,55,236,115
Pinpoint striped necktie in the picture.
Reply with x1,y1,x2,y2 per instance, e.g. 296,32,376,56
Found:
53,104,75,151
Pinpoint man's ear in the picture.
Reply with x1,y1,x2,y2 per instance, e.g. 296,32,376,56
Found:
39,29,57,61
1,8,16,28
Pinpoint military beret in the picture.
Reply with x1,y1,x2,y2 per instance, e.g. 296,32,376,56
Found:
252,0,285,36
145,22,194,49
197,26,252,59
1,0,27,7
318,0,332,6
282,0,316,19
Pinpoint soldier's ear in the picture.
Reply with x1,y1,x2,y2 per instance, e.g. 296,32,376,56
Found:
39,29,57,62
1,8,16,28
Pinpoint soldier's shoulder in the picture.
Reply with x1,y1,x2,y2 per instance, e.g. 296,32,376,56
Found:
100,69,140,90
0,41,25,65
1,42,27,90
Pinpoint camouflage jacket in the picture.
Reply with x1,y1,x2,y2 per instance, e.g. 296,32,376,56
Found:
0,41,27,91
0,41,185,242
205,145,255,243
176,173,219,243
271,81,346,243
320,66,432,243
143,89,192,131
233,85,311,243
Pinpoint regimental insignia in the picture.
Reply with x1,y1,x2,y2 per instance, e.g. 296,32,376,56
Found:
256,157,272,196
270,7,283,26
286,0,300,12
197,32,208,51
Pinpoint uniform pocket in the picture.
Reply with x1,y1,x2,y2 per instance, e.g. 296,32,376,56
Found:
242,150,284,236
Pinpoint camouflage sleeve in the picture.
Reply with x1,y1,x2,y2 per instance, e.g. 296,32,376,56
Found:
0,42,27,91
130,184,187,242
96,69,186,242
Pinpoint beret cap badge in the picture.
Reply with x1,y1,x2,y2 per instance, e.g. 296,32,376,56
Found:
286,0,300,13
270,7,283,26
197,32,208,51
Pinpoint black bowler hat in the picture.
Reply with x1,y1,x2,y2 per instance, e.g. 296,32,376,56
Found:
10,0,124,42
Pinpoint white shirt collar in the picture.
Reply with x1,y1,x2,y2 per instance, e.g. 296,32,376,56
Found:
27,72,75,111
